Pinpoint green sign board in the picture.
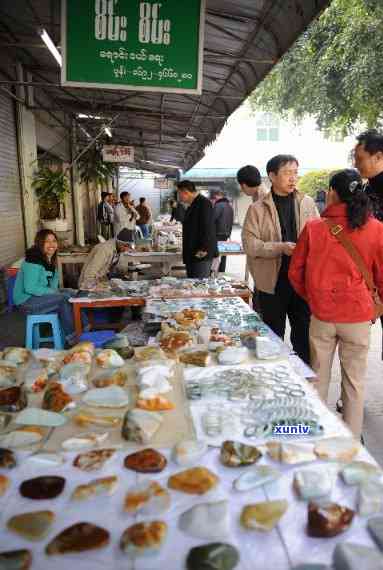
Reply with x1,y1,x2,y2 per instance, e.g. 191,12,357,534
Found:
61,0,205,94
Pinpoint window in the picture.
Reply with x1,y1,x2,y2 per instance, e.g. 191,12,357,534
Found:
256,113,280,142
256,128,267,142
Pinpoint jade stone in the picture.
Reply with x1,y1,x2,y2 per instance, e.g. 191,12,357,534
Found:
333,543,383,570
368,516,383,551
0,549,32,570
291,562,330,570
186,543,239,570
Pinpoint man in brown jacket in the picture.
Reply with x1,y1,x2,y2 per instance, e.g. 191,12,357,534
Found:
79,229,132,290
136,197,152,238
242,154,319,364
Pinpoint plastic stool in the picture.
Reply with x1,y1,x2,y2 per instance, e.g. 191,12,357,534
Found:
6,275,17,312
25,314,64,350
79,330,116,348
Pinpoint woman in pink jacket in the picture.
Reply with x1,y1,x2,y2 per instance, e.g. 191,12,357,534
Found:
289,169,383,437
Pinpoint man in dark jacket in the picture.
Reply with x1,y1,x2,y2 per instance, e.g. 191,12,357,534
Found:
177,180,217,278
97,192,114,240
354,129,383,366
213,190,234,272
354,129,383,220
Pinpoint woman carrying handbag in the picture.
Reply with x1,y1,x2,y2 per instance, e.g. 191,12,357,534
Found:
289,169,383,438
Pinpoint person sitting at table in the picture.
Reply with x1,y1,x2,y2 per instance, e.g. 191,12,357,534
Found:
13,229,82,346
78,228,132,290
289,169,383,438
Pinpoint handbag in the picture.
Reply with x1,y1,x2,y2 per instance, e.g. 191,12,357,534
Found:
325,219,383,321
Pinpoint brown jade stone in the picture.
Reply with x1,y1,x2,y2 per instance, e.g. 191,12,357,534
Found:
19,476,65,500
73,449,116,472
124,448,167,473
307,502,355,537
0,387,27,412
0,448,16,469
42,383,72,412
46,522,110,555
0,549,32,570
120,521,167,554
168,467,219,495
0,474,10,496
220,440,262,467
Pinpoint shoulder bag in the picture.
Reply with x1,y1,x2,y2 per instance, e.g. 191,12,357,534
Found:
325,219,383,321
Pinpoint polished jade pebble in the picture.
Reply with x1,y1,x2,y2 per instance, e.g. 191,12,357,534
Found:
186,543,239,570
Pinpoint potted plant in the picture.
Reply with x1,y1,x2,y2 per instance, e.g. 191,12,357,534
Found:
32,164,70,231
78,146,117,187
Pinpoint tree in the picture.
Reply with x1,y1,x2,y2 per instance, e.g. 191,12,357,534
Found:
249,0,383,135
297,169,334,197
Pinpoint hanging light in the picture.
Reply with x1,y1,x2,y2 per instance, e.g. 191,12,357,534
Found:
39,29,62,67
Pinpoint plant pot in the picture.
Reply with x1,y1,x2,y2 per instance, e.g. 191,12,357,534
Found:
41,219,69,232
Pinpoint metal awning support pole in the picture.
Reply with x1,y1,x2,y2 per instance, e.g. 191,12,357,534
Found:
15,62,39,248
69,118,84,246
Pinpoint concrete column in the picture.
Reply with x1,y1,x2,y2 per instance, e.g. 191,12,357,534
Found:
70,121,85,246
16,104,39,248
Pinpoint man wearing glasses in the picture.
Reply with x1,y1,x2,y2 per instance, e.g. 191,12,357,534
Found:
354,129,383,220
242,154,319,364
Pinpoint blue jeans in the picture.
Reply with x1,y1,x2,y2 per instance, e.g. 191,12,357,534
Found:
138,224,149,238
18,289,87,339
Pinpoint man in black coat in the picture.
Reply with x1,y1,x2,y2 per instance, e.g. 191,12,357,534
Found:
177,180,218,278
354,129,383,220
213,190,234,272
354,129,383,366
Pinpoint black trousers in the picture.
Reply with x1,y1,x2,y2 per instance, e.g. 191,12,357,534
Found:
217,235,229,273
185,260,212,279
258,273,311,364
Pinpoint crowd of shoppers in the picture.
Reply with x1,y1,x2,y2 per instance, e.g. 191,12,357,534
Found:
240,129,383,439
97,191,153,242
16,129,383,439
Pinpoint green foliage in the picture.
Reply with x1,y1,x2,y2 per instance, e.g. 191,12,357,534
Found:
32,165,69,203
297,169,334,197
78,146,117,186
32,164,70,220
249,0,383,135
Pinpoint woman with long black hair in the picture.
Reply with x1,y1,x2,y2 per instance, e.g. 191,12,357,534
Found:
289,169,383,438
13,229,79,345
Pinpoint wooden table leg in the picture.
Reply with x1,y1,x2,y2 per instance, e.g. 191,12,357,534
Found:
73,304,83,338
58,259,64,288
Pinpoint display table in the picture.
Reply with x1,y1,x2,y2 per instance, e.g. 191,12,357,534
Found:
70,295,146,337
125,251,183,276
71,280,252,336
1,298,380,569
0,358,379,569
